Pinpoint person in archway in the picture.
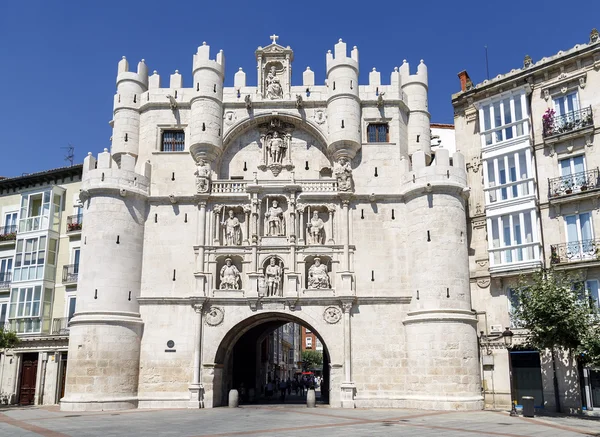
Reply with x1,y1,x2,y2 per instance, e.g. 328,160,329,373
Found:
279,378,287,402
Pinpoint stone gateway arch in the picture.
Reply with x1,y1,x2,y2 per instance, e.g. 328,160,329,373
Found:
60,37,482,411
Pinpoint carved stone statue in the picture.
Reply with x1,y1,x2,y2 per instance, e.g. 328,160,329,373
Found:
268,132,286,164
265,200,285,236
220,258,240,290
194,160,211,193
307,211,324,245
221,209,242,246
308,258,330,289
265,257,282,296
334,158,353,192
265,66,283,99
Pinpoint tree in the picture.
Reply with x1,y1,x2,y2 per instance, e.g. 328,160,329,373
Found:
0,327,19,349
301,350,323,370
512,267,600,412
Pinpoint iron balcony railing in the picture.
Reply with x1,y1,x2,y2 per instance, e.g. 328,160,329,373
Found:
550,239,600,264
51,317,69,335
543,106,594,138
0,225,17,242
62,264,79,284
548,168,600,198
66,214,83,233
0,272,12,289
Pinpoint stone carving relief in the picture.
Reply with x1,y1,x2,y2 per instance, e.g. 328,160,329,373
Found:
194,160,211,193
205,306,225,326
477,278,491,289
308,258,330,289
323,306,342,324
264,199,285,236
333,158,353,192
224,111,236,125
307,211,325,245
258,118,295,176
265,257,283,297
221,209,242,246
265,65,284,99
220,258,241,290
314,110,326,125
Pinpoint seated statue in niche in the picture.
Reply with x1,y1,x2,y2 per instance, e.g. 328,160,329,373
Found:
334,158,353,192
221,209,242,246
265,257,282,297
265,200,285,236
265,66,283,99
308,258,330,289
220,258,240,290
194,159,212,193
307,211,325,245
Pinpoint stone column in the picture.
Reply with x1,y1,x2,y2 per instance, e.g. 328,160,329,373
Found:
340,300,355,408
196,201,207,272
285,133,292,165
298,206,305,245
327,205,335,244
212,206,221,245
243,206,251,245
260,134,267,166
189,302,205,408
341,200,350,270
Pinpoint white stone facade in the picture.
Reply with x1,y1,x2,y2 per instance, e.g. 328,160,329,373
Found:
60,37,482,411
453,29,600,413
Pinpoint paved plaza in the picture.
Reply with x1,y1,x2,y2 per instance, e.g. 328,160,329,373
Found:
0,404,599,437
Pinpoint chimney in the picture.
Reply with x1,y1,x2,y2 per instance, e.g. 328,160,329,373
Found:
458,70,472,92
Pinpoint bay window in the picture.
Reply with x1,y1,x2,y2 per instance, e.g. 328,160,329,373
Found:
8,286,53,333
488,210,540,266
484,148,534,204
479,93,528,147
12,236,58,282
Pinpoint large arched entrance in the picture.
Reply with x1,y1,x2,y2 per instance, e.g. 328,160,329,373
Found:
212,312,331,407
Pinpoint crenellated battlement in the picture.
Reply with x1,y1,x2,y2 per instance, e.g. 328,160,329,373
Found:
193,42,225,78
81,149,151,197
116,57,149,90
400,150,467,194
326,39,359,75
399,59,428,87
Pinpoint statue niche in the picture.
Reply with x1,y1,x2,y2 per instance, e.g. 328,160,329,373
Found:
258,118,294,176
265,64,284,100
217,256,242,290
263,198,286,237
261,256,284,297
221,209,242,246
305,255,332,289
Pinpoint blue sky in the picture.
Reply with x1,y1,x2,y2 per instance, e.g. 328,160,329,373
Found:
1,1,598,177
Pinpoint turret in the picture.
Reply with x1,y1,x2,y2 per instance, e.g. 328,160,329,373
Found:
61,150,151,411
190,42,225,165
400,150,482,410
112,57,148,164
400,60,431,162
326,39,361,160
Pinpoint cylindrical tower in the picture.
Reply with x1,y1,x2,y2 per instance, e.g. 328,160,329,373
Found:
61,151,151,411
400,60,431,162
401,150,482,410
112,57,148,164
189,42,225,165
326,39,361,160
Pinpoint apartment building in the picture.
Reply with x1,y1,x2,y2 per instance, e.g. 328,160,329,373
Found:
0,165,82,405
452,28,600,413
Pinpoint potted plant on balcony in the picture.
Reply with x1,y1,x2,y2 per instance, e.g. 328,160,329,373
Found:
542,108,555,136
0,231,16,242
550,246,560,264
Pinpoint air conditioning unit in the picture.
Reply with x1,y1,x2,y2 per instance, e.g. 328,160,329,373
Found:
489,324,503,334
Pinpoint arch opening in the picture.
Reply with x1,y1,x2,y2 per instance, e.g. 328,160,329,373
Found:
212,312,330,407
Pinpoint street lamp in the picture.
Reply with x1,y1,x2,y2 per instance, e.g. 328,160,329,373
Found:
502,327,519,417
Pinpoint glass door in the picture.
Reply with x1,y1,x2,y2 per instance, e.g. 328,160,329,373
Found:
559,156,586,192
565,213,593,261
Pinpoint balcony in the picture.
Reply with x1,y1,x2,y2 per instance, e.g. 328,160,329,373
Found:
0,225,17,243
550,239,600,265
62,264,79,284
51,317,69,335
548,168,600,199
543,106,594,139
67,214,83,233
0,272,12,289
3,317,69,335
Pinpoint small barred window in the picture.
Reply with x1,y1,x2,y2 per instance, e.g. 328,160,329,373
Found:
367,123,389,142
161,130,185,152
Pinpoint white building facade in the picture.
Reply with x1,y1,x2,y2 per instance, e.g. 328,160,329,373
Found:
60,36,481,412
453,28,600,413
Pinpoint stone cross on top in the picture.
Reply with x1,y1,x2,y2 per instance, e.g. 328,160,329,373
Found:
270,34,279,44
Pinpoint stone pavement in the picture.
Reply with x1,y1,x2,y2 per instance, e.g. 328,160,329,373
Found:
0,405,599,437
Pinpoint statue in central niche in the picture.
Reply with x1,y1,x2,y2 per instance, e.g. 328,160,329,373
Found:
268,131,286,164
265,199,285,236
265,66,283,99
